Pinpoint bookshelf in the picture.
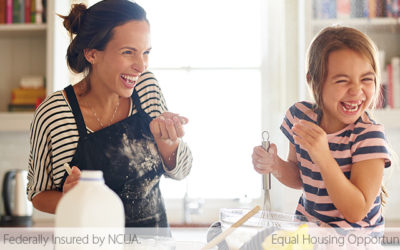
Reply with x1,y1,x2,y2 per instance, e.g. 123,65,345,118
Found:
0,23,47,37
301,0,400,129
0,1,70,132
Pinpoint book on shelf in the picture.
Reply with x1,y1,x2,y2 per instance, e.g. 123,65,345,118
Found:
313,0,337,19
392,57,400,108
24,0,30,23
369,0,377,18
384,57,400,110
377,50,387,109
387,63,393,108
350,0,369,18
12,0,22,23
10,86,45,97
386,0,400,17
34,0,43,24
9,87,45,111
6,0,12,23
0,0,6,24
336,0,351,18
376,0,387,17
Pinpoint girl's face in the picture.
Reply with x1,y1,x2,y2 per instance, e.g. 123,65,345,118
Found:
90,20,151,98
320,48,375,133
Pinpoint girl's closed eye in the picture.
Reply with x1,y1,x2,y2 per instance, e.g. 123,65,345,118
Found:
362,77,374,83
335,79,348,84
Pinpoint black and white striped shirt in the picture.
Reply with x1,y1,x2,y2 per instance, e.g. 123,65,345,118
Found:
27,71,192,201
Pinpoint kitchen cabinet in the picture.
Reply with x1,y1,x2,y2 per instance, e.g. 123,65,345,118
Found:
0,1,70,132
301,0,400,129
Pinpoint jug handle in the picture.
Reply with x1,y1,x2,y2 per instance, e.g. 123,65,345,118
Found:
2,170,16,216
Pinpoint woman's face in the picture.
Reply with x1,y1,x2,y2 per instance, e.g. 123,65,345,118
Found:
320,48,376,133
90,20,151,98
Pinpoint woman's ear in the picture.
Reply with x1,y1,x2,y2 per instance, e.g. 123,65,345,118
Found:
84,48,97,64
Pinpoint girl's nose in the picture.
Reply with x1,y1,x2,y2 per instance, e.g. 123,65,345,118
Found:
349,81,362,95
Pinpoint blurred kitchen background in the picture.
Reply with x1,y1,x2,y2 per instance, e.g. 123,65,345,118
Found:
0,0,399,227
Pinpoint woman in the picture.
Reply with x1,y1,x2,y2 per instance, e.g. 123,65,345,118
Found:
27,0,192,228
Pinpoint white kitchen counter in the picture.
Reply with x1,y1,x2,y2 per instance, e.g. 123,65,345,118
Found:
4,222,399,249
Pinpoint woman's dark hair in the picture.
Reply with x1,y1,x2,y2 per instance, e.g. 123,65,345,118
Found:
59,0,148,74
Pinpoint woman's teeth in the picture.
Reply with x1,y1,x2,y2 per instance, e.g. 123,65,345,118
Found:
121,74,136,84
341,101,362,112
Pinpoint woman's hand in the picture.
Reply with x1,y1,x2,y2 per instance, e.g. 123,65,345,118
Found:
150,112,188,144
292,120,331,166
252,143,280,177
150,112,188,169
63,166,81,194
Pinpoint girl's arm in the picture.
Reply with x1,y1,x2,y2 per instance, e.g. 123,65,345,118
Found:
293,120,385,223
252,142,302,189
318,157,384,223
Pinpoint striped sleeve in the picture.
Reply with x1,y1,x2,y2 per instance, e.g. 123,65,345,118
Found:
135,71,193,180
280,105,296,145
135,71,167,118
351,123,391,168
27,91,79,201
280,102,319,145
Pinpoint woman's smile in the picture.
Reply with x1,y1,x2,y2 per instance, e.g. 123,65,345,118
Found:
120,74,139,89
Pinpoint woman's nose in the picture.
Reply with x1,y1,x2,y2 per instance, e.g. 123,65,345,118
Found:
132,56,147,74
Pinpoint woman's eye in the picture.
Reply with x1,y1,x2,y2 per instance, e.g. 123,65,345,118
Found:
122,50,133,55
144,50,151,55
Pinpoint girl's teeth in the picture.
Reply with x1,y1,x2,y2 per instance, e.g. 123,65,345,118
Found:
342,101,362,112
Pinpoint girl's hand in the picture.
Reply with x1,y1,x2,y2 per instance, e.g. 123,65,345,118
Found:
63,166,81,194
292,120,331,166
252,143,280,176
150,112,188,144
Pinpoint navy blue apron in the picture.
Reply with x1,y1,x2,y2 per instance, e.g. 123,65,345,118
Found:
62,85,169,230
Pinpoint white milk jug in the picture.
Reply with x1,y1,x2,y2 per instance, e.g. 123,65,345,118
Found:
55,170,125,250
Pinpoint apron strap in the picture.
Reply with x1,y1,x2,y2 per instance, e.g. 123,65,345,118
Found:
131,89,153,137
64,85,87,137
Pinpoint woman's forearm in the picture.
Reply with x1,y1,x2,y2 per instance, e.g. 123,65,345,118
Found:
155,139,179,170
31,190,63,214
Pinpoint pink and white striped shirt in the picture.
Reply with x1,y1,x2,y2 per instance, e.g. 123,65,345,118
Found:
280,101,391,231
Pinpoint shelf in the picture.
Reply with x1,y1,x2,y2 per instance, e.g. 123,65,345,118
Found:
0,24,47,38
373,109,400,129
311,17,400,32
0,112,34,132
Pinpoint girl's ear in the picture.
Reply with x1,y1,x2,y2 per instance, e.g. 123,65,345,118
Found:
306,73,311,83
84,48,98,64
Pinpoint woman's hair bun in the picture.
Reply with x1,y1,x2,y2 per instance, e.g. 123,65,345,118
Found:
61,3,88,35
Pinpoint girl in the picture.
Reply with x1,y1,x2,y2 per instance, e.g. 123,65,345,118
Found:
252,26,391,231
27,0,192,229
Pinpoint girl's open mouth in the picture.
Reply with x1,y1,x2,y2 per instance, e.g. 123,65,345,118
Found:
341,100,363,113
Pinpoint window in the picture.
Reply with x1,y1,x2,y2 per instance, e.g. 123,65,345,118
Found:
136,0,263,199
